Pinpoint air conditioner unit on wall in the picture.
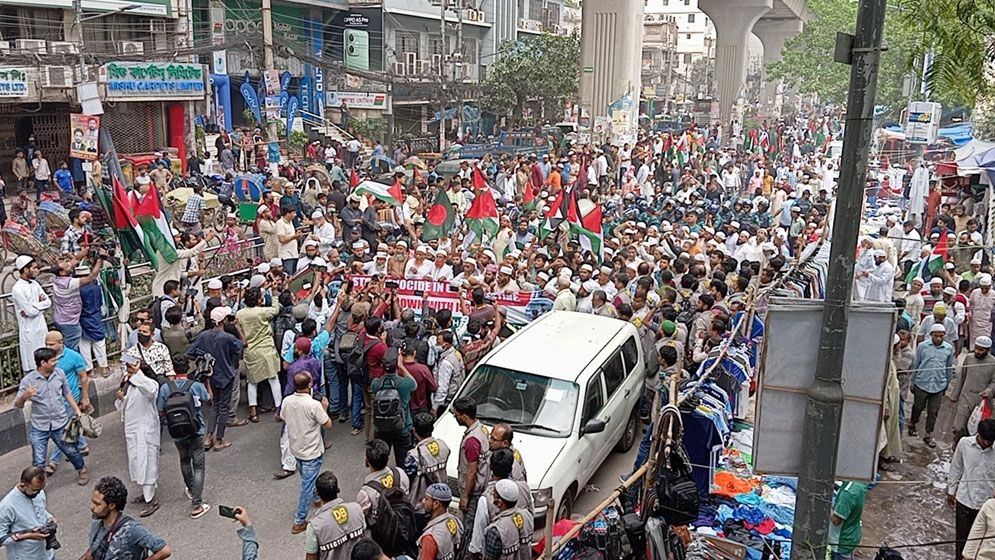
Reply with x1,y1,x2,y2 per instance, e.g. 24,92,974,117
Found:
432,54,443,70
14,39,47,53
49,41,79,54
119,41,144,55
0,41,9,54
42,66,72,88
462,8,478,21
393,61,407,76
419,61,432,75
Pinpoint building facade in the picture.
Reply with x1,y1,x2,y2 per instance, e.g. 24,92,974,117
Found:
643,0,714,77
641,13,678,114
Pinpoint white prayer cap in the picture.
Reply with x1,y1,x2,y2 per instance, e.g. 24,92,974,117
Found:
978,336,993,348
207,278,223,290
981,274,993,286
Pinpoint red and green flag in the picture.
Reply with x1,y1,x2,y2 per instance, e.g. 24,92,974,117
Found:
523,179,537,212
572,203,603,261
349,168,360,189
464,187,499,246
355,180,401,206
129,183,177,265
422,188,456,241
472,165,488,190
905,234,949,284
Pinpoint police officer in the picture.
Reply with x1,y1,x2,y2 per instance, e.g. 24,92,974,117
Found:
357,439,410,519
469,449,534,558
404,413,451,529
418,483,463,560
481,480,532,560
487,423,527,483
306,471,369,560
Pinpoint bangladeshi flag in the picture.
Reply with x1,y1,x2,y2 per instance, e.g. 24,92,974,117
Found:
422,188,456,242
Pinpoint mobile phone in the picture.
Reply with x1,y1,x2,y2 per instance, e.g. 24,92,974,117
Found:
385,280,399,290
219,505,238,519
448,285,460,293
413,289,424,297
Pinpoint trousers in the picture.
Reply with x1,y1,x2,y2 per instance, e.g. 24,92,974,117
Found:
956,500,980,559
208,378,234,440
910,385,944,435
173,435,205,507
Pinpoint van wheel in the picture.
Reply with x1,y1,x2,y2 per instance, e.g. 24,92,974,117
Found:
615,408,639,453
556,486,575,520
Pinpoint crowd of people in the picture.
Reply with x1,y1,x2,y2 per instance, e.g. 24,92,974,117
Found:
0,109,992,559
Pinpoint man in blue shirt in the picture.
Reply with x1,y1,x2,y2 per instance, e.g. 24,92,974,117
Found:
910,323,955,447
0,466,55,560
187,307,244,451
53,161,72,195
157,355,212,519
14,348,88,485
45,330,91,466
79,277,108,378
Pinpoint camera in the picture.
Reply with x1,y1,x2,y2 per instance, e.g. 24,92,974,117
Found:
89,242,120,266
384,280,399,290
41,521,60,550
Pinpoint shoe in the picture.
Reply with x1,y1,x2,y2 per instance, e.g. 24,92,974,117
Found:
44,464,57,476
273,469,296,480
924,436,936,448
139,501,160,518
214,440,232,451
76,469,89,486
908,427,918,437
191,504,211,519
337,413,348,423
291,522,308,534
350,427,362,436
227,418,249,428
185,487,193,500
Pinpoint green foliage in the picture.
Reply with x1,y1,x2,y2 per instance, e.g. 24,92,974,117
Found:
483,33,581,120
288,130,309,149
896,0,995,107
241,107,257,127
766,0,922,111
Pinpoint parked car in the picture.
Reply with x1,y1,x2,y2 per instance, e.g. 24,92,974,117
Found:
433,311,644,521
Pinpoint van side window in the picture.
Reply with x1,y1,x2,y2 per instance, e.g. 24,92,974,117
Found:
582,374,605,423
621,337,639,374
602,353,626,397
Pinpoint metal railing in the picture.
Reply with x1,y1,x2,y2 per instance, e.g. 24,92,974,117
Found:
0,235,265,394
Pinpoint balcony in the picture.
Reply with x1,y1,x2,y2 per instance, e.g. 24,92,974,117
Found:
517,18,544,34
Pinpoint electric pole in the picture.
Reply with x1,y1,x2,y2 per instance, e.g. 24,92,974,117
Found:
790,0,887,558
72,0,87,83
455,4,464,139
439,0,448,153
262,0,278,163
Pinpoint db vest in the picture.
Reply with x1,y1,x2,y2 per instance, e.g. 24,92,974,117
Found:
418,512,463,560
310,499,367,560
408,437,451,513
458,421,490,496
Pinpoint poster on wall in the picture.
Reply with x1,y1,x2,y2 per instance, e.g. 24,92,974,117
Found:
327,8,384,72
69,114,100,161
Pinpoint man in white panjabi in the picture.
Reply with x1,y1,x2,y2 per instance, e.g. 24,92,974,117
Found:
11,255,51,373
116,353,162,517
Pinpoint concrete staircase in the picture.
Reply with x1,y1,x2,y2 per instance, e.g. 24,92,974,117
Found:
301,111,375,163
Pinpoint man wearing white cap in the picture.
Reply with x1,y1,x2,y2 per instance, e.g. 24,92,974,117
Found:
363,250,389,276
480,479,532,560
405,245,434,280
864,249,894,303
969,274,995,349
494,265,519,294
12,256,51,373
308,209,337,254
948,335,995,438
909,323,955,447
428,250,454,283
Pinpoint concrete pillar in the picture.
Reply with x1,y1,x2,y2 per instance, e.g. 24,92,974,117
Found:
698,0,771,140
580,0,643,135
753,19,803,118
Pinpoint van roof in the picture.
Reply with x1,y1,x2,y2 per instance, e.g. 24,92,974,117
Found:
482,311,631,382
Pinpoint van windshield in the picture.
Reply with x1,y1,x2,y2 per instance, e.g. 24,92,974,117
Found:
458,365,579,437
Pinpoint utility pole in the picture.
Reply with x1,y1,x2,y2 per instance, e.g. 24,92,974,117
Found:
262,0,278,164
439,0,447,152
455,3,464,140
790,0,887,558
72,0,87,82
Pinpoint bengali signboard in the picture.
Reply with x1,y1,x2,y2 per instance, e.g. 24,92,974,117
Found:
325,91,388,110
100,62,207,101
0,67,29,98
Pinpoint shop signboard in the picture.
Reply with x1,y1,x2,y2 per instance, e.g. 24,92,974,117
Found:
69,114,100,161
327,7,384,72
101,62,207,101
0,67,28,97
904,101,942,144
325,91,388,110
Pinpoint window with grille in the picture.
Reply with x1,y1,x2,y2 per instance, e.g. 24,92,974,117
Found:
462,38,478,64
396,32,419,61
428,34,445,58
545,3,560,28
687,13,695,23
100,103,165,154
0,7,64,42
528,0,544,21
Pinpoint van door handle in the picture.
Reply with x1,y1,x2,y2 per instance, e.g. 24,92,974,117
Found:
623,389,631,398
603,415,611,423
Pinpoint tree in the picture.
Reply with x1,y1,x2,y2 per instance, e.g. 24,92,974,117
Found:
482,33,581,121
766,0,923,113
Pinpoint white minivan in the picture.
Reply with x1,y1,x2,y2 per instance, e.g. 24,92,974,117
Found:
433,311,644,521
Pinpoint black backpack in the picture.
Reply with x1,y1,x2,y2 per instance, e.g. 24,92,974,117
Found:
653,443,699,526
373,375,404,434
272,309,298,351
162,379,199,439
150,296,167,330
345,336,378,386
874,547,903,560
365,469,418,557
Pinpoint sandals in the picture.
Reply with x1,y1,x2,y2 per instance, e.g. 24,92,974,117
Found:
191,504,211,519
273,469,296,480
44,464,57,476
248,415,259,423
227,418,249,428
214,440,232,451
203,438,215,451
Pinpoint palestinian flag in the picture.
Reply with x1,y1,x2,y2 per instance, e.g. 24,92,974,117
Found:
472,165,488,190
758,129,770,153
464,186,499,246
422,188,456,241
663,133,673,155
129,183,177,265
573,203,603,261
676,132,689,165
523,179,537,212
905,235,949,284
539,187,569,240
743,129,753,153
350,168,361,189
94,127,160,267
389,177,405,206
355,180,401,206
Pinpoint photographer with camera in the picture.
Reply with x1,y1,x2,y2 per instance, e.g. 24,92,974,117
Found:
51,253,104,352
0,466,58,560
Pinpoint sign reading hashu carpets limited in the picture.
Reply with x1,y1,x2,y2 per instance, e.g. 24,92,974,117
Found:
100,62,207,101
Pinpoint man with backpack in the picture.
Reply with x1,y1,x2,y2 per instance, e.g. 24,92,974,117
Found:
356,439,417,557
188,306,246,451
282,372,333,534
371,348,416,465
342,317,387,436
403,412,451,531
156,354,212,519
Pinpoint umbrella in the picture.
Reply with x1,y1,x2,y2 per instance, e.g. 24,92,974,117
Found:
404,155,427,169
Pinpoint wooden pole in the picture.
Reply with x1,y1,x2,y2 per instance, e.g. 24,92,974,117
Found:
540,497,555,560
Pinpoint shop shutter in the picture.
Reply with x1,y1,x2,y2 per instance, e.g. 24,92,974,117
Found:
100,102,165,154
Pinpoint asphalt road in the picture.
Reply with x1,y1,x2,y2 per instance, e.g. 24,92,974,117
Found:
0,400,641,559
